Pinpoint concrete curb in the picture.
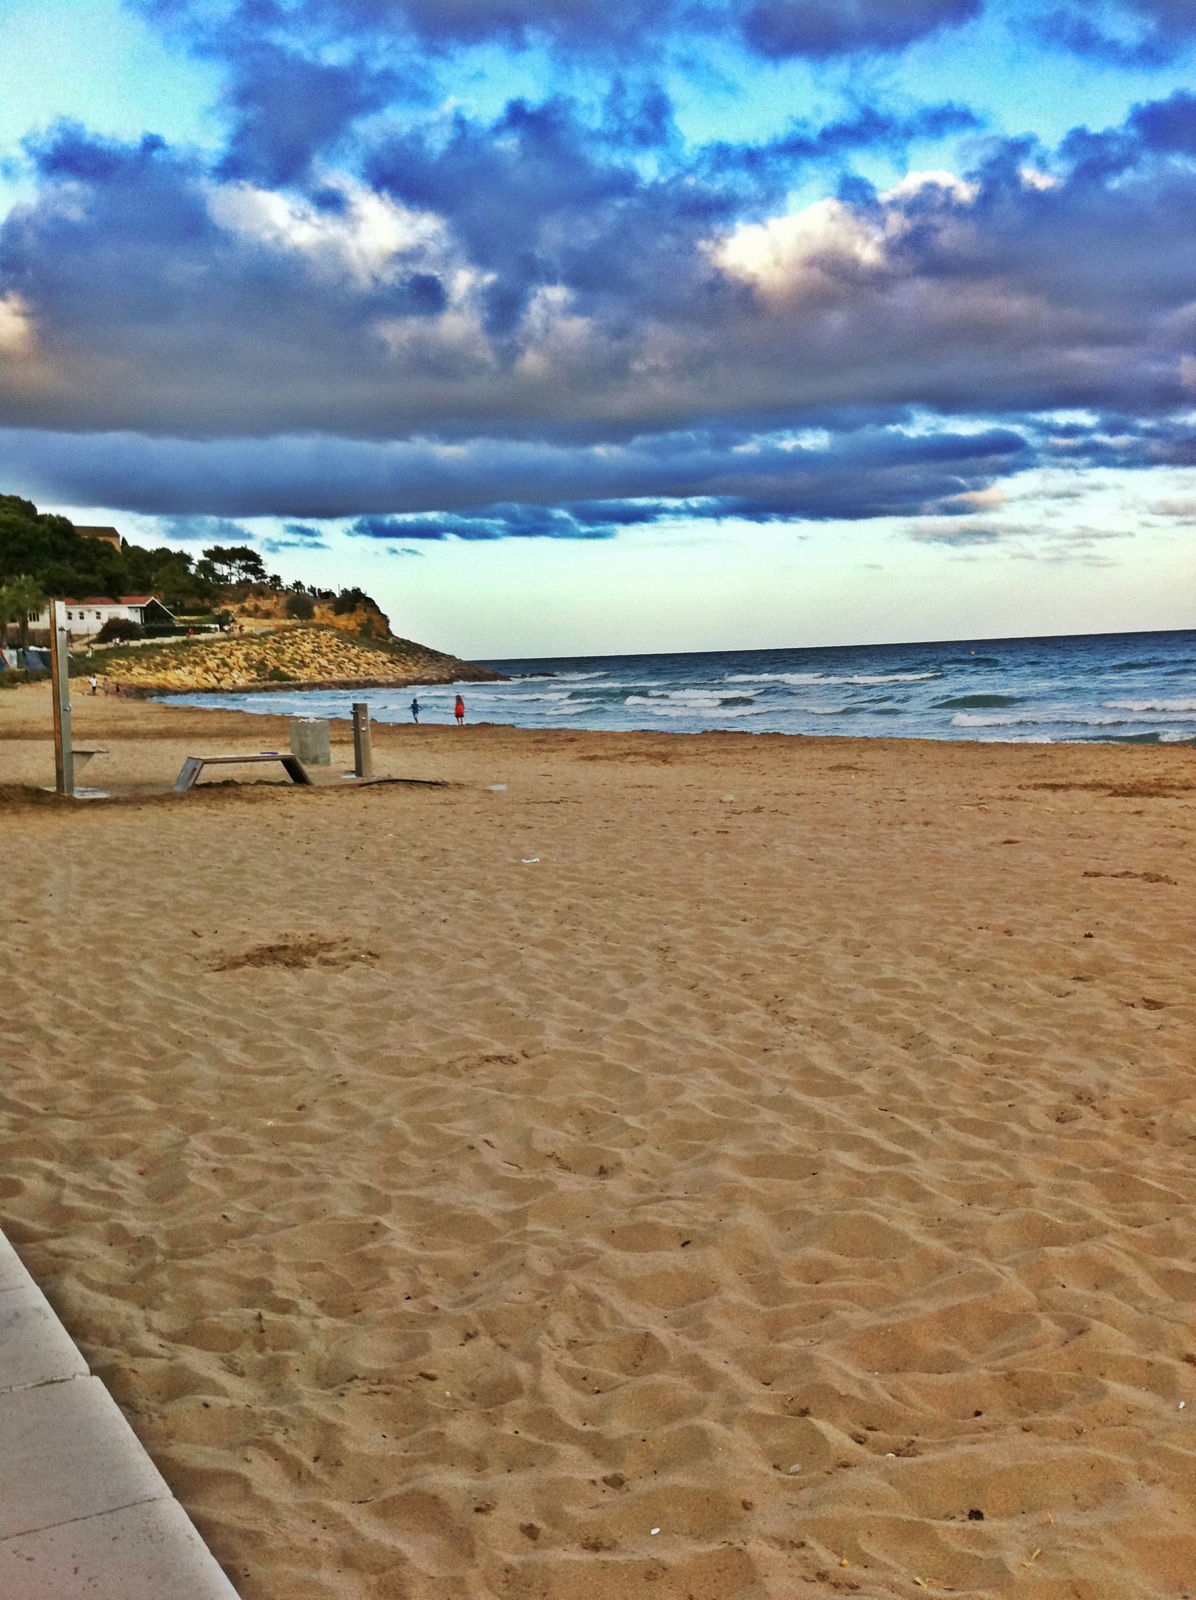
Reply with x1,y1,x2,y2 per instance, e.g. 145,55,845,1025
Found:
0,1230,240,1598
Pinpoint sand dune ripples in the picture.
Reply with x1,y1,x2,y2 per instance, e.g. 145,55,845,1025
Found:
2,716,1194,1596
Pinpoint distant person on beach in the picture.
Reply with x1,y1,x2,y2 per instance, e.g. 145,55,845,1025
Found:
410,696,420,724
88,674,98,694
454,694,465,725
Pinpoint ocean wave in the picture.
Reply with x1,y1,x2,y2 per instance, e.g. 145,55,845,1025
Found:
951,711,1131,728
500,669,609,682
807,704,904,716
625,689,744,706
725,669,938,686
724,671,827,684
464,689,578,704
635,701,769,719
934,693,1024,709
1110,659,1167,671
844,671,941,684
1102,699,1196,713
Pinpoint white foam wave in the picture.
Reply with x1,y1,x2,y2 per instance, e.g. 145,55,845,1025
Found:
500,670,608,683
466,688,578,703
722,672,940,684
725,671,828,684
844,671,941,684
635,702,769,720
625,689,753,707
1102,699,1196,713
725,670,939,686
951,711,1129,727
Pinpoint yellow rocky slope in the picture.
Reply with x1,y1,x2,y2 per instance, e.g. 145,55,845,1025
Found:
82,625,501,692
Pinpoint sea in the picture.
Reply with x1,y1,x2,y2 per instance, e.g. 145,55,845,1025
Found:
160,628,1196,745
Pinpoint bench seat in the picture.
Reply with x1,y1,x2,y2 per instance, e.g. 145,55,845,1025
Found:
173,753,313,793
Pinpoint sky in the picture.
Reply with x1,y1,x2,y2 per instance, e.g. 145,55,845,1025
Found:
0,0,1194,657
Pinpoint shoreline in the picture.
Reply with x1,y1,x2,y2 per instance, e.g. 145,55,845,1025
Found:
133,622,1196,748
3,677,1196,795
4,678,1194,1598
127,672,497,698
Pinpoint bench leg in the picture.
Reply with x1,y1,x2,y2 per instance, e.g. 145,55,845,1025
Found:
173,758,204,793
281,756,313,785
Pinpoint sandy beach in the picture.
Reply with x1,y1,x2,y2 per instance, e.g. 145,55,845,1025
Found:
2,682,1194,1599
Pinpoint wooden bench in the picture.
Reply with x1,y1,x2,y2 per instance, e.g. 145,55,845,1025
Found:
173,753,313,793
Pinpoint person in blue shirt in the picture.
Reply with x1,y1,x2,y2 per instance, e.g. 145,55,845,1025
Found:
410,696,420,723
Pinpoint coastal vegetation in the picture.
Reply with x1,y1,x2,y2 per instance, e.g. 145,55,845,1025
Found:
1,491,497,691
0,493,387,636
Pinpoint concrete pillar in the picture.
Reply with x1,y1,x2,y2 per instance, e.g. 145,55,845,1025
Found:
49,601,73,796
289,719,330,766
352,702,373,780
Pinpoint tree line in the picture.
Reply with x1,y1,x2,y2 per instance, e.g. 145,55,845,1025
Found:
0,494,378,646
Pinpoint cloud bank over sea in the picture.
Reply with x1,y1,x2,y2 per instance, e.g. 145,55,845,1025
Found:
0,0,1194,649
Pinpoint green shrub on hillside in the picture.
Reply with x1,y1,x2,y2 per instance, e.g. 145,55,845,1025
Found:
96,617,144,643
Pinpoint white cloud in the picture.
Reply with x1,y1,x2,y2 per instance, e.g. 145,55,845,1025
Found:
712,198,888,301
206,175,447,287
0,291,35,357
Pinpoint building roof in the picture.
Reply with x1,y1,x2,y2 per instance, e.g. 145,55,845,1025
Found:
75,526,123,547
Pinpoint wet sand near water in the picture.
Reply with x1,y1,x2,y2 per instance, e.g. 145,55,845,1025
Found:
2,682,1195,1598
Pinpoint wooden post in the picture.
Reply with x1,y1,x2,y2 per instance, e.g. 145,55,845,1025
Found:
352,701,374,780
49,599,74,795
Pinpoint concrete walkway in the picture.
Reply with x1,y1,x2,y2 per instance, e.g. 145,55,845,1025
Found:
0,1230,240,1598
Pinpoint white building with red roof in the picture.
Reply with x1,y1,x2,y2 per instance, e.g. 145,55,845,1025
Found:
29,596,176,638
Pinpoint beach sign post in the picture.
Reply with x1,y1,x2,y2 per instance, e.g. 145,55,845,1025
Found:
49,598,74,795
352,701,374,780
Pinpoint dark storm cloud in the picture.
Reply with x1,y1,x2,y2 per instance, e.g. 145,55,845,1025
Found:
0,94,996,434
348,506,616,539
1128,90,1196,156
1,122,449,434
1035,0,1196,65
4,76,1196,520
215,42,411,186
0,422,1033,526
692,100,982,190
155,513,256,542
132,0,987,61
292,0,686,54
741,0,981,59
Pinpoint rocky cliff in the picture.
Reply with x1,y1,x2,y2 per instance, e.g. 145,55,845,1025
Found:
81,624,503,693
234,588,393,638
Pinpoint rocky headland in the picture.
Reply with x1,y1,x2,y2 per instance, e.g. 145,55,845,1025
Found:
77,623,503,693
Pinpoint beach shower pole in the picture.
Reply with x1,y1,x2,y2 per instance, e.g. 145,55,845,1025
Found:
49,599,74,796
352,701,374,780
